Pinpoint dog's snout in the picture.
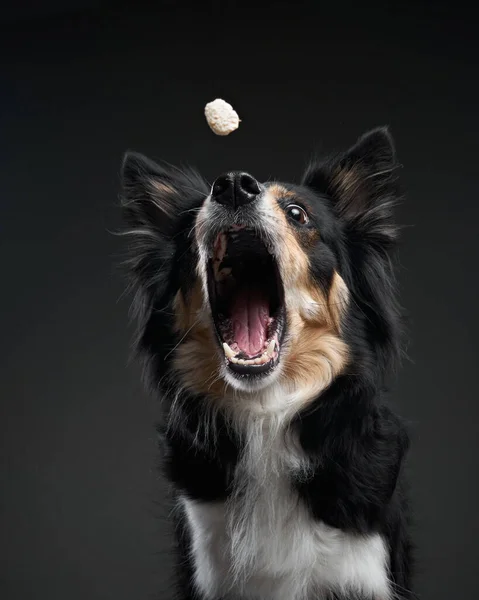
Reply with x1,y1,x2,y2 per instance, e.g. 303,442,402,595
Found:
211,172,261,209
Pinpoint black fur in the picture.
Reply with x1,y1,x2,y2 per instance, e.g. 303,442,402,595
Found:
120,127,413,600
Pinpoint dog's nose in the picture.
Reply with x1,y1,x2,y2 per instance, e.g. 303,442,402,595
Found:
211,172,261,209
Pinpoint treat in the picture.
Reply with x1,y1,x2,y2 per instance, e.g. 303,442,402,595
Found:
204,98,240,136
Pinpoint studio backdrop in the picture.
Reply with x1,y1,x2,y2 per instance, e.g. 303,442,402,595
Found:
1,2,478,599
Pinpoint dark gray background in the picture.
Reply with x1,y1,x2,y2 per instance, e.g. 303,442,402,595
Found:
1,1,478,599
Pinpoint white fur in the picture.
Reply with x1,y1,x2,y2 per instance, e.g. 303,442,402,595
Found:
181,410,392,600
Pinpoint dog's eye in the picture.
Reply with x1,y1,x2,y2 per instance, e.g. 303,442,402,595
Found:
286,205,308,225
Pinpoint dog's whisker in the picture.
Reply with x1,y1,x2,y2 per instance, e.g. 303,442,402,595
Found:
163,318,201,360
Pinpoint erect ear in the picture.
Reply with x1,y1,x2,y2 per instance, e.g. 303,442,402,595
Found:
120,151,208,237
302,127,400,246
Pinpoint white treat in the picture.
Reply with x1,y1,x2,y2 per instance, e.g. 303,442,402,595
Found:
204,98,240,136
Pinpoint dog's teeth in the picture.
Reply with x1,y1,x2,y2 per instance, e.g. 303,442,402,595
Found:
266,339,276,358
227,348,276,367
223,342,236,359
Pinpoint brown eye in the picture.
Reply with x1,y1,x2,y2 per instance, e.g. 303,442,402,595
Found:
286,204,308,225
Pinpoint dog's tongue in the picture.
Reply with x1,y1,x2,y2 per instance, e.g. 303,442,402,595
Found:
231,289,269,356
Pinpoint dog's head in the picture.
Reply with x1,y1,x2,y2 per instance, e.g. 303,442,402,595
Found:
121,128,401,413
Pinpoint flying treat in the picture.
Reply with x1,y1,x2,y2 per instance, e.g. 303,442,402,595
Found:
204,98,240,136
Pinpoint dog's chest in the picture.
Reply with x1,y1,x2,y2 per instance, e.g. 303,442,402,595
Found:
181,427,391,600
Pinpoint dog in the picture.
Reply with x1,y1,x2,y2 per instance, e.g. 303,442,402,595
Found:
120,127,413,600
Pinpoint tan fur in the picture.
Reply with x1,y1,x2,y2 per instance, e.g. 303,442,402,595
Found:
268,197,310,289
268,183,295,199
172,287,226,400
148,180,180,217
173,335,226,401
328,272,350,332
173,283,204,332
332,166,362,196
331,166,368,217
279,314,348,410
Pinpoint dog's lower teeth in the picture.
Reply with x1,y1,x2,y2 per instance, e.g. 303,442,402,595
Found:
224,341,278,366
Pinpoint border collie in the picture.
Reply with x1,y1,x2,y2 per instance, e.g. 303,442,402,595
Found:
120,127,413,600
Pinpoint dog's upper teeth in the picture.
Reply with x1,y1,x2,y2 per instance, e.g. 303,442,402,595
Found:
266,339,276,358
223,342,236,358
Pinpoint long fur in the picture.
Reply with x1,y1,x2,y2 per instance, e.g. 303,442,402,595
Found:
119,127,414,600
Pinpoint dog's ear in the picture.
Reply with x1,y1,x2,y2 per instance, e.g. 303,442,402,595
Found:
121,152,183,236
121,151,208,237
119,152,208,308
302,127,400,248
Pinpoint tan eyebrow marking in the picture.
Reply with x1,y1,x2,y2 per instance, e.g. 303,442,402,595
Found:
268,184,295,200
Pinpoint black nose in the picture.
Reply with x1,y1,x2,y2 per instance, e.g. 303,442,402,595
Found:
211,172,261,209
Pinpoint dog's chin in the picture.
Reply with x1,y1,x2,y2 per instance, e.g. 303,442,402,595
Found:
219,330,285,393
221,358,284,393
206,227,286,393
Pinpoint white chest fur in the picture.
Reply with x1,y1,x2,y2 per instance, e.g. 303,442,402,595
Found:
181,417,392,600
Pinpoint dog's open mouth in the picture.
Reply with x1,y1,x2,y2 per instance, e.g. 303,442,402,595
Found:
207,228,285,377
